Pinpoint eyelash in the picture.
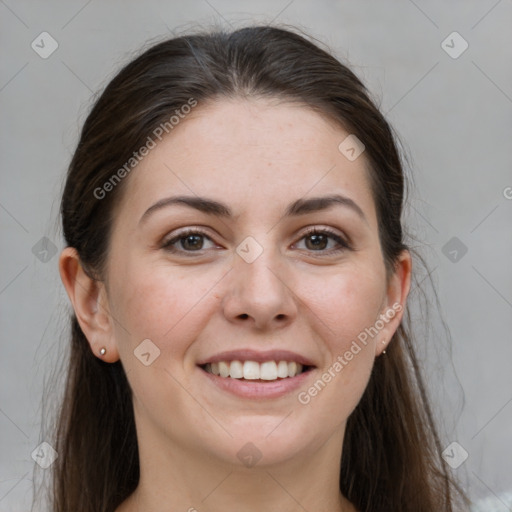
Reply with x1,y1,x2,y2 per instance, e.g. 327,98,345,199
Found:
161,227,352,256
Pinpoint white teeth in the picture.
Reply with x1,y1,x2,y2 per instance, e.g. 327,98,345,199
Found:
218,361,230,378
260,361,277,380
229,360,243,378
277,360,288,378
243,361,260,380
204,360,306,380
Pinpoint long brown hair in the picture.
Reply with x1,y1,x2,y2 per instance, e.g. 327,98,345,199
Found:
44,25,470,511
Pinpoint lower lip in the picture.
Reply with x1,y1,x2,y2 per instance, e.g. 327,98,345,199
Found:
198,366,314,399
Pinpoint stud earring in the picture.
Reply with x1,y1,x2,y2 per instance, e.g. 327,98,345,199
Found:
381,340,387,355
99,347,107,356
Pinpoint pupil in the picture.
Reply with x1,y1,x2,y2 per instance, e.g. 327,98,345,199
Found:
183,235,202,250
307,234,327,250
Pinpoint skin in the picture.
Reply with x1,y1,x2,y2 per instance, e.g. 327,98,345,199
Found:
59,97,411,512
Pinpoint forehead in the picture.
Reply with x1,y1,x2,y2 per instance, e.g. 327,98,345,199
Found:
115,97,377,227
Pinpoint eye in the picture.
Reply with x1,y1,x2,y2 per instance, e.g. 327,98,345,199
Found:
161,226,351,257
162,228,217,254
294,227,351,254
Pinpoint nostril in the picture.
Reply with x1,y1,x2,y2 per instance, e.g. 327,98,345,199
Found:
239,314,249,319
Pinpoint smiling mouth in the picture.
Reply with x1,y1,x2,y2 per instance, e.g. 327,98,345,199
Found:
200,360,314,381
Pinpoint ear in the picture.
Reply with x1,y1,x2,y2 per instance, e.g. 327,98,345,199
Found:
375,249,412,356
58,247,120,362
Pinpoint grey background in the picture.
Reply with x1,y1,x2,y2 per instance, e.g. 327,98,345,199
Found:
1,1,511,510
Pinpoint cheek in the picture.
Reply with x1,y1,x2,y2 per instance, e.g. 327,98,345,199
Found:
111,265,221,362
296,271,381,428
109,268,219,416
294,264,384,415
305,263,386,347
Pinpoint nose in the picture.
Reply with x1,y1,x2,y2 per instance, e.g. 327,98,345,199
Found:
221,245,298,331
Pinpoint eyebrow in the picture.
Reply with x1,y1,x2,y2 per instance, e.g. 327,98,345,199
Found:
139,193,368,225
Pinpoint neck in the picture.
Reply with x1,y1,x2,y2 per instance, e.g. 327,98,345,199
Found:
116,419,356,512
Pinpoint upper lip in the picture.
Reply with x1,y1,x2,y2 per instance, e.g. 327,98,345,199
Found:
196,349,316,367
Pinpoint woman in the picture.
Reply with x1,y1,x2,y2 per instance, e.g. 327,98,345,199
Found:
50,25,470,511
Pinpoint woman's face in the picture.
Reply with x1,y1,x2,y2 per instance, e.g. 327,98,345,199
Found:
96,98,409,468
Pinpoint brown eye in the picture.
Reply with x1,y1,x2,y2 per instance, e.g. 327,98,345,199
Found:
305,233,329,250
295,228,351,254
180,234,205,251
162,229,216,254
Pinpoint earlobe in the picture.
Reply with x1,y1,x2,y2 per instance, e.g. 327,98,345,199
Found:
376,249,412,356
58,247,120,362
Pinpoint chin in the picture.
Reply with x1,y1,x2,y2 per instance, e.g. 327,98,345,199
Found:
209,421,316,468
